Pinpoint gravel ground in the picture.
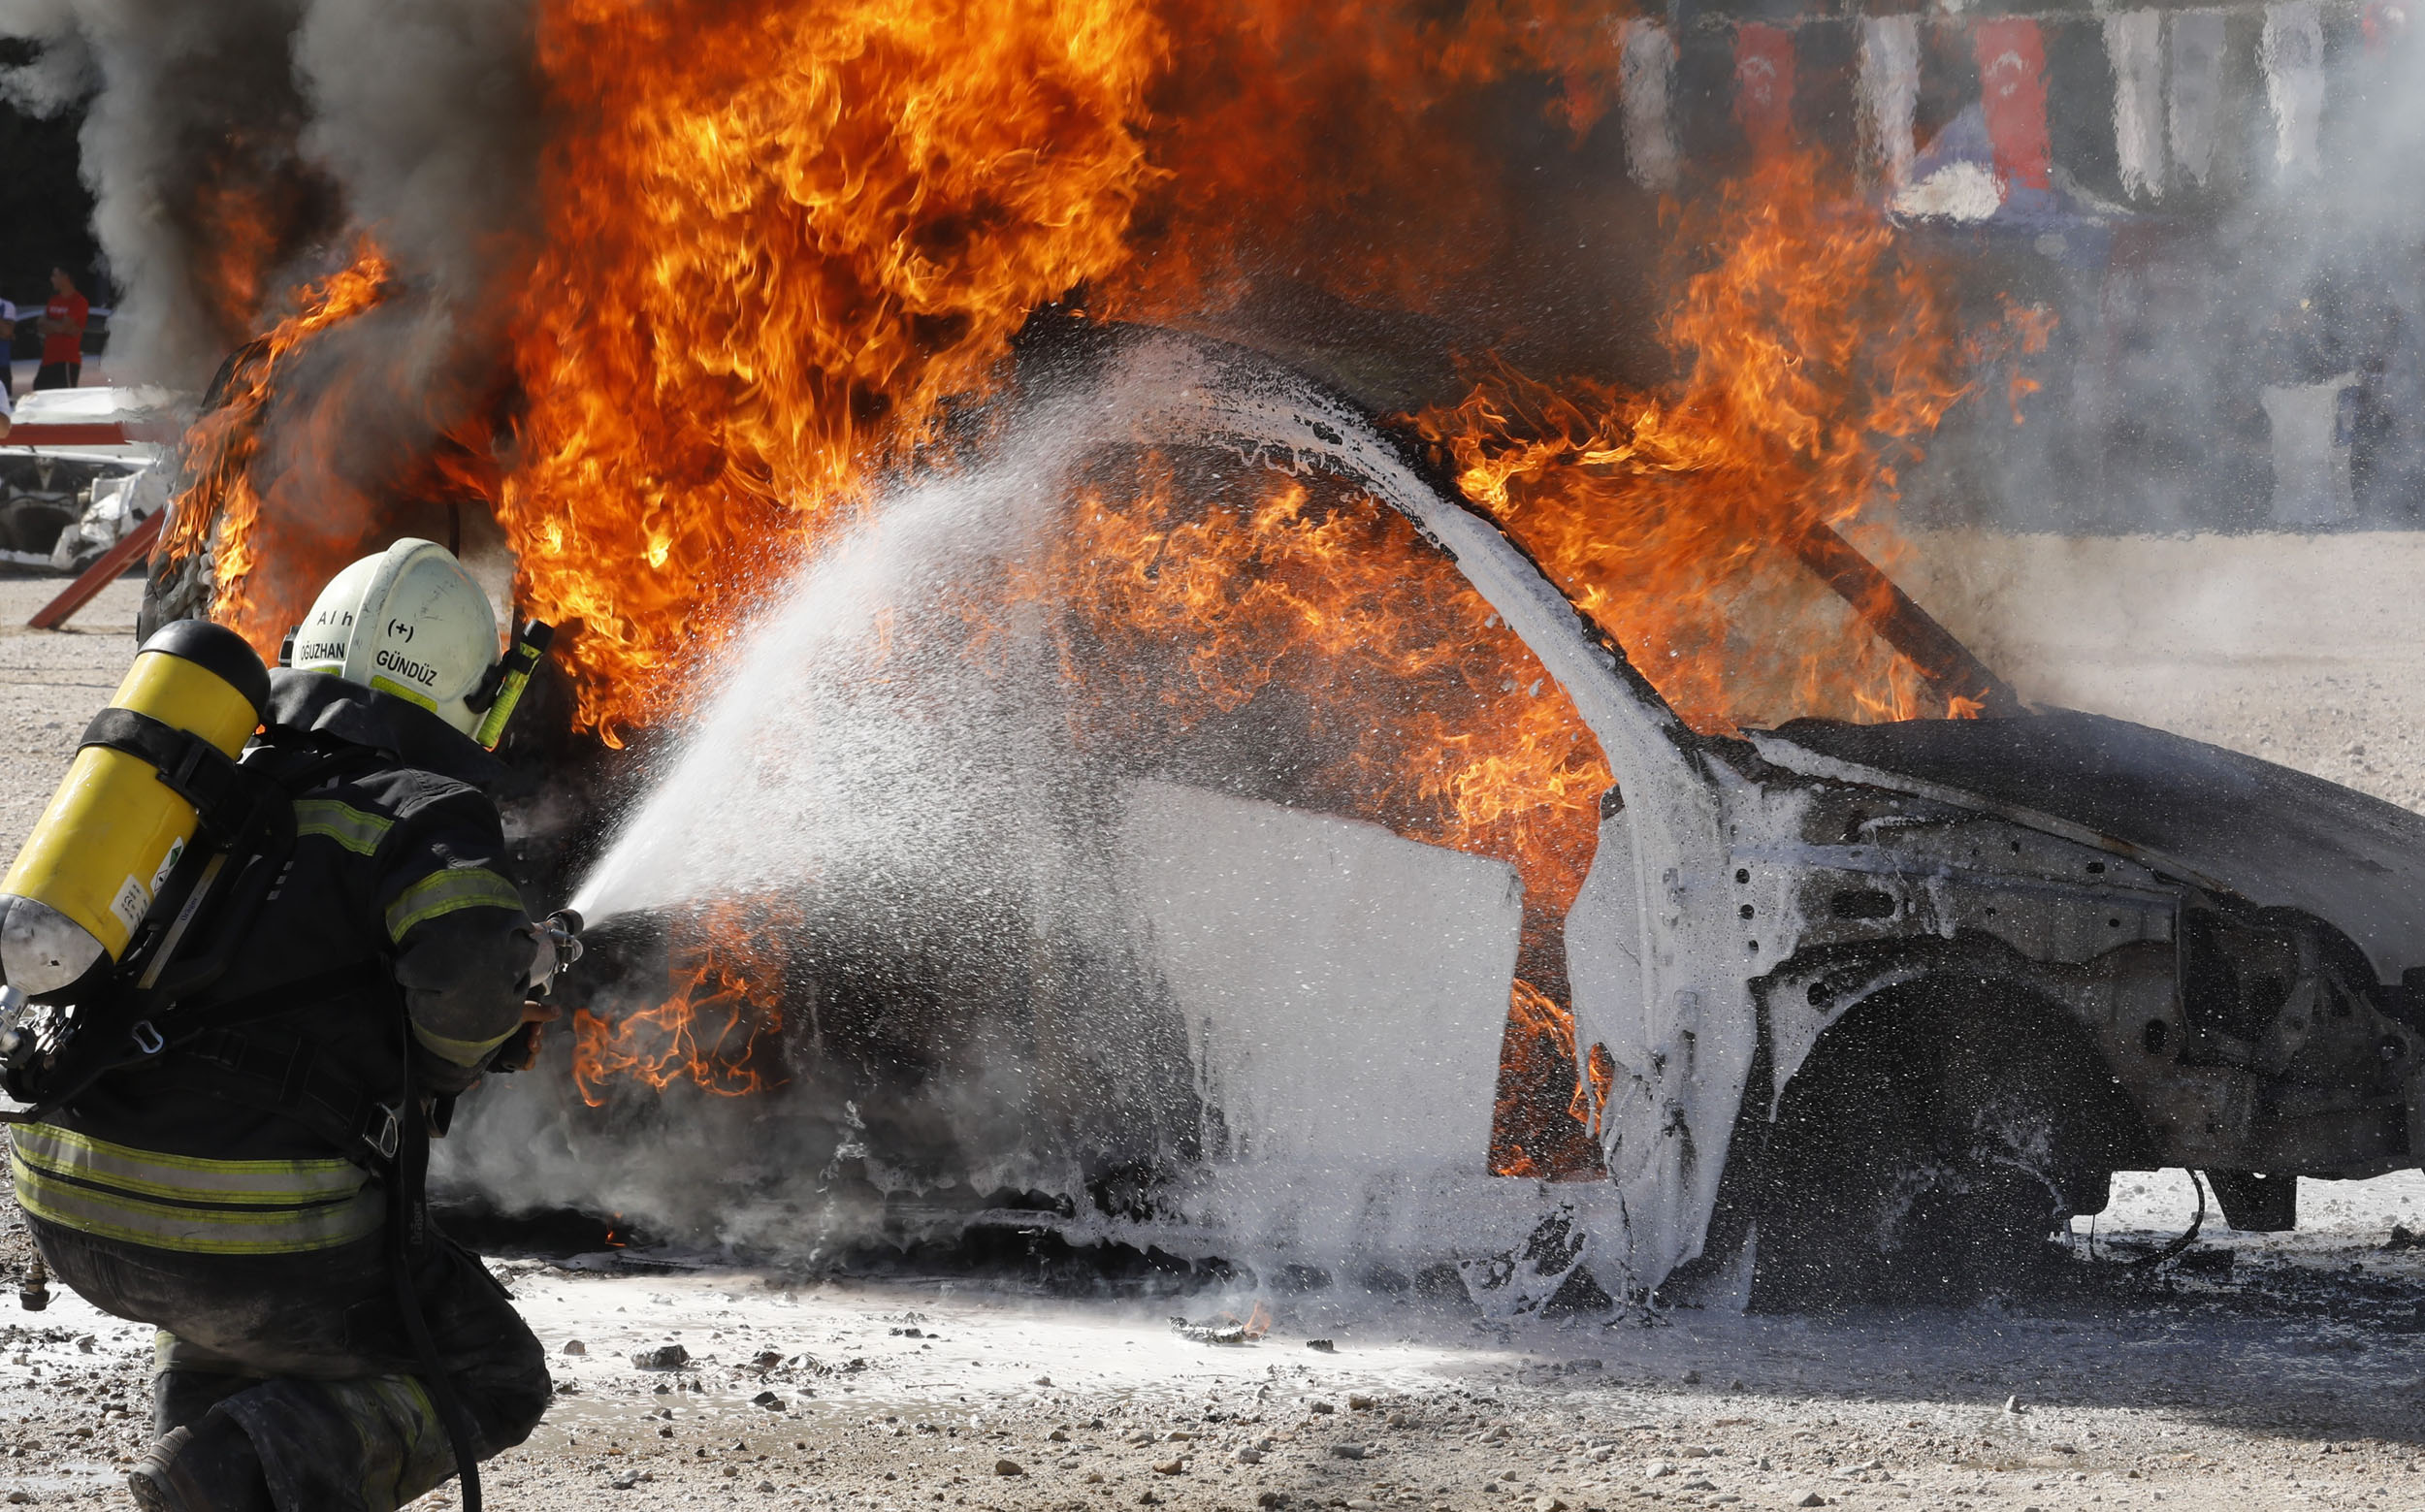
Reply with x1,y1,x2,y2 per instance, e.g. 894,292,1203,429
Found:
4,537,2425,1511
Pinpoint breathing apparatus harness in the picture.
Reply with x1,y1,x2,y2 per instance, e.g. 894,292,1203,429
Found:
0,620,573,1512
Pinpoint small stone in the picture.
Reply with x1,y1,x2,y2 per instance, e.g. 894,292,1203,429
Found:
1152,1458,1185,1475
630,1344,690,1371
1256,1495,1291,1509
1385,1410,1409,1429
1330,1443,1368,1461
1050,1428,1072,1442
1680,1369,1701,1385
563,1339,587,1356
1347,1394,1377,1410
1681,1446,1710,1460
1306,1339,1337,1353
752,1391,781,1409
1533,1498,1568,1512
1235,1448,1263,1464
2051,1443,2078,1455
1034,1375,1053,1386
995,1458,1025,1476
1310,1401,1336,1416
1794,1495,1827,1509
1645,1462,1674,1480
1084,1471,1106,1485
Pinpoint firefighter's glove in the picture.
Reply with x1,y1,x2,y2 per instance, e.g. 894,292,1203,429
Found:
485,1000,562,1075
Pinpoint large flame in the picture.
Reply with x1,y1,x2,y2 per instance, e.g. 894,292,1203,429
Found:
162,243,396,647
494,0,1163,741
1418,154,1971,735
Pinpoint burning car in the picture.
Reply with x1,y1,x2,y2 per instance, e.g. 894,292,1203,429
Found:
219,325,2414,1314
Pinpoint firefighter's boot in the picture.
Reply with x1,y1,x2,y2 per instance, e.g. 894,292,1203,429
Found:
127,1410,274,1512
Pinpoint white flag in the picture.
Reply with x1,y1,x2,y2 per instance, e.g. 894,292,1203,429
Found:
2262,4,2327,179
1859,16,1921,192
1619,18,1680,192
2105,11,2167,199
2169,10,2226,189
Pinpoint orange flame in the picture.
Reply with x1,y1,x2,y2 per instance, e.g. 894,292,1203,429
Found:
571,906,792,1108
493,0,1164,742
1050,466,1610,917
162,242,396,651
1418,154,1972,735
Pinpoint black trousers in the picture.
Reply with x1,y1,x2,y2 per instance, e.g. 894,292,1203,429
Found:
31,360,78,390
27,1210,550,1512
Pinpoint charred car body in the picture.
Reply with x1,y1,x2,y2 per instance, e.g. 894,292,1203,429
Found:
922,329,2425,1307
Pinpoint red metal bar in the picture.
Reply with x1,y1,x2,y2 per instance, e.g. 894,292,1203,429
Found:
28,509,163,630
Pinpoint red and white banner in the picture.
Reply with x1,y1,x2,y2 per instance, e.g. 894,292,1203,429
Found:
1974,18,2053,194
1733,23,1796,161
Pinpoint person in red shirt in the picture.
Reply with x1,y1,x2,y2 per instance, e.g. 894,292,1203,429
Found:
36,267,87,390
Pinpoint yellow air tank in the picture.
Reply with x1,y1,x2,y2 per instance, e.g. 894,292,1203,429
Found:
0,621,269,997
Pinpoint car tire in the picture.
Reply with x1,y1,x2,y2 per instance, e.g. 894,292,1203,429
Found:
1747,976,2149,1309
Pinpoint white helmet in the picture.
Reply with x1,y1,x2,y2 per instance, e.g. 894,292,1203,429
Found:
291,538,501,736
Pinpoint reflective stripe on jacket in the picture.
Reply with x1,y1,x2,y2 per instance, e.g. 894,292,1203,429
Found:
9,1120,380,1255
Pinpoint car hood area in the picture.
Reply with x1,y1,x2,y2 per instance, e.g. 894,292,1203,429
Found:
1750,709,2425,983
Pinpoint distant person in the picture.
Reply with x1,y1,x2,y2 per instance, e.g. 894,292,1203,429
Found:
0,299,18,398
35,267,86,390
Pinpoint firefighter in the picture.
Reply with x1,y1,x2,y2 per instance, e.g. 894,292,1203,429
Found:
5,539,557,1511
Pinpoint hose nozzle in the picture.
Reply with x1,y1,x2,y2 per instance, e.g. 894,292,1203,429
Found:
542,909,584,968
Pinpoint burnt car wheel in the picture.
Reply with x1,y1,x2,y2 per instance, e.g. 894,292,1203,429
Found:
1747,976,2153,1309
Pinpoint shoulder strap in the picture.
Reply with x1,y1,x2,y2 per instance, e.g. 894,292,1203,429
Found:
81,708,260,842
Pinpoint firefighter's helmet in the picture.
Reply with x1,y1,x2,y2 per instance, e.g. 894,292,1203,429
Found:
291,539,501,736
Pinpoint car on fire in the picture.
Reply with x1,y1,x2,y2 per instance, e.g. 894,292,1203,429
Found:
143,327,2425,1311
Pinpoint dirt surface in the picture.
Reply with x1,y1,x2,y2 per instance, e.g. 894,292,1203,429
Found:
4,540,2425,1511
